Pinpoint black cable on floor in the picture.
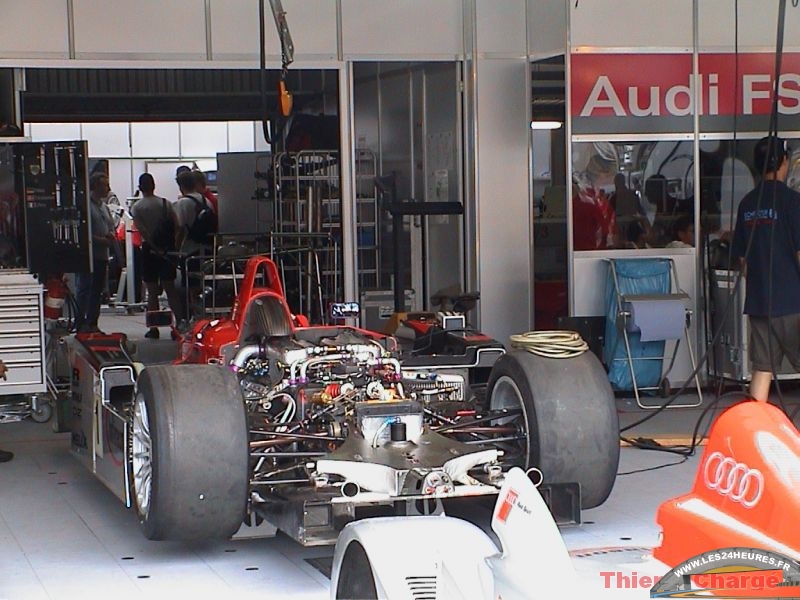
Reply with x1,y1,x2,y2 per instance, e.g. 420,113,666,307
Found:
617,456,689,477
617,0,796,460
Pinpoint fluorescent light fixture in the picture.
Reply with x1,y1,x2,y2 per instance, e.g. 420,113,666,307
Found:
530,120,562,130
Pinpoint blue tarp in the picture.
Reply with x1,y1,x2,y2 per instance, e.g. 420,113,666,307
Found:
603,258,672,391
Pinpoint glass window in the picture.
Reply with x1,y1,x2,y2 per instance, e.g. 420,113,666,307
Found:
698,138,800,236
571,140,695,250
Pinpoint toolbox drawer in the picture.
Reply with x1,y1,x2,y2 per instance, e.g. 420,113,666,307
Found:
0,360,44,386
0,346,43,365
0,332,42,350
0,278,46,394
0,310,40,325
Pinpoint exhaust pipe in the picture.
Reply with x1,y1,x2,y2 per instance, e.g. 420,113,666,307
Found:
525,467,544,488
341,481,361,498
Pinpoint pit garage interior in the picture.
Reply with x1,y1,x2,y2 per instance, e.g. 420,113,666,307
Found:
3,1,800,599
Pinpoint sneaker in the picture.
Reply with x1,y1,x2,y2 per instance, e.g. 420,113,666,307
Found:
144,328,160,339
0,449,13,462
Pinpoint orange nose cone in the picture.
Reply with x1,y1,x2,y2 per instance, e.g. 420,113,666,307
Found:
654,400,800,568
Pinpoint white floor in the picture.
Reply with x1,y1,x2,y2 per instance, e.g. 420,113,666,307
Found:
0,309,766,599
0,412,702,600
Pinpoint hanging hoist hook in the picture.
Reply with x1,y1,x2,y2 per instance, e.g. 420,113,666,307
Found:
278,69,293,118
270,0,294,117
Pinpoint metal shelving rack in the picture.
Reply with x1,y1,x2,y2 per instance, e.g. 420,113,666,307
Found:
271,150,381,321
355,149,380,291
273,151,342,323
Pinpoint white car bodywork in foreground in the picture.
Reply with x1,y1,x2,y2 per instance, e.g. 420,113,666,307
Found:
329,467,580,600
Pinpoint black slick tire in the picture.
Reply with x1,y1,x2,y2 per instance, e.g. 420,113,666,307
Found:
487,349,619,509
133,364,248,541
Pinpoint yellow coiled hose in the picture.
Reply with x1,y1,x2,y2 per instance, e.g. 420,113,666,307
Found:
508,330,589,358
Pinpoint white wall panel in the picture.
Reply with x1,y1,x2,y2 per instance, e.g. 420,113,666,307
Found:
277,0,338,59
572,250,697,383
81,123,130,158
699,0,800,50
570,0,693,50
527,0,566,58
209,0,337,61
255,124,270,152
130,159,148,192
0,0,69,58
209,0,262,59
228,121,256,152
341,0,463,58
180,121,228,157
475,59,532,343
73,0,206,58
476,0,527,55
27,123,81,142
106,159,133,199
131,123,180,158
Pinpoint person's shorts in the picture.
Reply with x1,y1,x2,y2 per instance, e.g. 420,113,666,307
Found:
140,244,177,284
749,314,800,372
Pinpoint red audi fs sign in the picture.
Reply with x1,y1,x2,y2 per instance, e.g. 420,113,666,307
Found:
570,53,800,135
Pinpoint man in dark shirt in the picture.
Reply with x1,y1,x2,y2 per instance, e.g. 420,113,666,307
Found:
731,135,800,401
75,173,116,333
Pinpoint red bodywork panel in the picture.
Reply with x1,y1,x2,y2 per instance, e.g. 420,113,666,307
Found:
176,255,383,364
176,256,292,364
654,400,800,568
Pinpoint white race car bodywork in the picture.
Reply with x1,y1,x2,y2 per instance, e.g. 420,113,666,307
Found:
330,467,580,600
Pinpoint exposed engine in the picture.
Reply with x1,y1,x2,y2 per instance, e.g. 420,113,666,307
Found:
228,327,505,497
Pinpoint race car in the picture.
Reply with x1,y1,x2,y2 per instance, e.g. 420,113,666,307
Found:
330,466,580,600
69,255,619,545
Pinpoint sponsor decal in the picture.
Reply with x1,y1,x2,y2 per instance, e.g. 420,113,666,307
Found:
570,52,800,133
496,488,518,523
703,451,764,508
651,547,800,598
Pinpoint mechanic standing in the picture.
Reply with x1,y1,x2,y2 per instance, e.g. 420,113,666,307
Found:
130,173,184,339
74,173,116,333
173,169,213,321
731,136,800,402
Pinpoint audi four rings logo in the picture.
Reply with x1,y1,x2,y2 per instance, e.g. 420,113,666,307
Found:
702,451,764,508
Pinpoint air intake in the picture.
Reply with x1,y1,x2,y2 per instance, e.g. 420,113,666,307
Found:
406,575,437,599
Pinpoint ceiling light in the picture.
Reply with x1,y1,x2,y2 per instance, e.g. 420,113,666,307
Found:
530,121,562,130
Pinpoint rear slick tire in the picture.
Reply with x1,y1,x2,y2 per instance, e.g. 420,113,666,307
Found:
132,364,249,541
487,349,619,509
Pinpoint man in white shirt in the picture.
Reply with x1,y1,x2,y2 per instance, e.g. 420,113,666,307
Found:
173,170,213,321
173,169,213,256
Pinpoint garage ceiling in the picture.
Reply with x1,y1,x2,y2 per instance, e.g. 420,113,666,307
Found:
22,59,563,123
21,68,338,122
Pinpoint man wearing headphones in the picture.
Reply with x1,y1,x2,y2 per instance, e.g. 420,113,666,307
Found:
732,136,800,401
